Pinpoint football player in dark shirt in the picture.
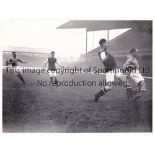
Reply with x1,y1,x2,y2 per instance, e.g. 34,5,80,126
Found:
44,51,63,85
6,51,27,84
94,39,134,102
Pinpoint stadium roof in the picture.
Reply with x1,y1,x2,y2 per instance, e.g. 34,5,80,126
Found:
57,20,152,31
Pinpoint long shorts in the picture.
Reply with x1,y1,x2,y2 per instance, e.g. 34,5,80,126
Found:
105,68,124,82
48,70,57,77
12,66,22,74
129,70,144,84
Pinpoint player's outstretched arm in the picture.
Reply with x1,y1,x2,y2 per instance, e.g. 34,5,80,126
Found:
18,59,27,63
43,60,48,68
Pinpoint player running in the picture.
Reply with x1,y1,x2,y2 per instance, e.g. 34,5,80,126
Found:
44,51,63,85
123,48,147,95
6,51,27,84
94,39,134,102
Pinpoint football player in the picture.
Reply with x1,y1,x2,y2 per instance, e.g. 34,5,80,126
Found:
94,39,134,102
6,51,27,84
44,51,63,85
123,48,146,94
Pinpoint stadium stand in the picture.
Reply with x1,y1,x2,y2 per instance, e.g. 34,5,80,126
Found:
78,26,152,76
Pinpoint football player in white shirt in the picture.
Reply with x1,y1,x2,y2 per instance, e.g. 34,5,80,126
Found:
123,48,147,94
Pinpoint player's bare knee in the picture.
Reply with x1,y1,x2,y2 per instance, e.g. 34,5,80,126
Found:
104,85,113,91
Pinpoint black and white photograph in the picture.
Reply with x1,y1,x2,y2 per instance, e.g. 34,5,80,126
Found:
1,19,152,133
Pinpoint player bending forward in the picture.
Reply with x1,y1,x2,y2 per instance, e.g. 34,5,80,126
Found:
44,51,63,85
123,48,146,95
94,39,133,102
6,51,27,84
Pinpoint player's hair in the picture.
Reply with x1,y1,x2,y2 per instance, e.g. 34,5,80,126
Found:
130,48,138,53
51,51,55,54
12,51,16,54
99,39,107,45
